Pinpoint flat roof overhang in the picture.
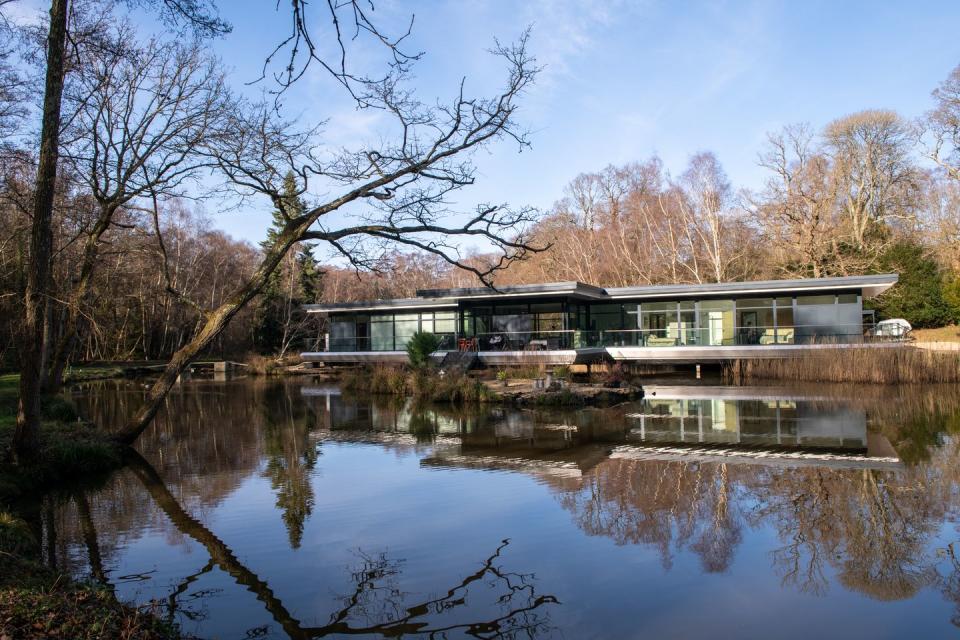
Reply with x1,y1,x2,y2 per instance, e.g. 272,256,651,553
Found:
604,273,899,300
303,274,899,315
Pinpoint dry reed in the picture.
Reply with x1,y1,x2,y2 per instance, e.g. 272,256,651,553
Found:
724,346,960,384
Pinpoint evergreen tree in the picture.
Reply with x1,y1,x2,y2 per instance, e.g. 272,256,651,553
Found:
253,172,316,353
297,243,323,303
871,241,958,328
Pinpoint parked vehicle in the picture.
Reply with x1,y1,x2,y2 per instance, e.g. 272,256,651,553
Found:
868,318,913,341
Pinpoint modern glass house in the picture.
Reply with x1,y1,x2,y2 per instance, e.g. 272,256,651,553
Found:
300,274,899,365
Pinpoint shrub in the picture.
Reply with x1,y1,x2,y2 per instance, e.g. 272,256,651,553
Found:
553,365,571,379
604,363,627,387
407,331,442,369
508,365,545,379
0,513,36,556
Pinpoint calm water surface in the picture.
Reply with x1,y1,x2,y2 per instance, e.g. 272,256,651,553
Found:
41,378,960,638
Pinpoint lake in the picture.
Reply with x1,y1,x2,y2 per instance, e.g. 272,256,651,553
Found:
40,378,960,638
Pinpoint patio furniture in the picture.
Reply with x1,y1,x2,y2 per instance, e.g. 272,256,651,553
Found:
646,336,677,347
488,335,506,350
527,339,548,351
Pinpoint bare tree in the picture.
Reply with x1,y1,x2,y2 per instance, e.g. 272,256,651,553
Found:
924,63,960,182
9,0,228,462
676,152,748,283
754,124,840,278
111,30,543,445
825,109,921,250
45,28,229,391
14,0,69,462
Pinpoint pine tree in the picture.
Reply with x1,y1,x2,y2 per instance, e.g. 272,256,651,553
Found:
297,243,323,303
253,172,313,353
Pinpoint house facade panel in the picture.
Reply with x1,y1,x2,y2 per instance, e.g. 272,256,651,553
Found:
301,274,899,365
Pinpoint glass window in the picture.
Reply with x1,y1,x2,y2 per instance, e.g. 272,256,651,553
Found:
678,301,697,345
798,295,835,305
737,298,774,345
394,314,419,349
329,318,356,351
737,297,774,310
530,302,562,313
371,317,394,351
699,300,734,346
837,293,858,304
537,312,564,333
420,315,434,334
641,301,677,344
435,311,456,334
775,302,795,344
492,312,533,334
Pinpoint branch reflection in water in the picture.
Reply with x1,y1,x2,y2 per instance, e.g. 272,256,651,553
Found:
125,449,559,638
58,378,960,635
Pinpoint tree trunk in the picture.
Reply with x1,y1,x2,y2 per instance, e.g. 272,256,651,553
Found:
112,232,300,445
45,205,117,392
15,0,69,462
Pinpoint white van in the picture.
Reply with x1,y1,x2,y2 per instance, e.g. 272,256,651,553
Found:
868,318,912,341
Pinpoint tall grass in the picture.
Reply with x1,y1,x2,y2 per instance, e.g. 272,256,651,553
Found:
724,346,960,384
340,365,492,403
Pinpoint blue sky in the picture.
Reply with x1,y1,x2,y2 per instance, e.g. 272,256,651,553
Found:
15,0,960,247
202,0,960,247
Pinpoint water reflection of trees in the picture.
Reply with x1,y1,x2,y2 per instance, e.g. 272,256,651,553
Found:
554,453,957,604
257,384,319,549
124,449,559,638
67,380,960,629
557,459,742,573
75,379,321,551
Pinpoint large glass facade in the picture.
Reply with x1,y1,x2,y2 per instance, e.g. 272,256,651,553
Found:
327,309,458,351
324,290,863,351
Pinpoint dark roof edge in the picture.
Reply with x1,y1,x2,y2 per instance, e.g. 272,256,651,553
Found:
605,273,899,298
305,274,899,313
415,281,606,298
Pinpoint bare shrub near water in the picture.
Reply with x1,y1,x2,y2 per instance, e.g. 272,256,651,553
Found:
724,346,960,384
341,365,409,395
342,366,490,402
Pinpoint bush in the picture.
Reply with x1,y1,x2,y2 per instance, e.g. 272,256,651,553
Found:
553,365,571,379
0,513,36,557
407,331,442,369
340,365,409,395
604,363,627,387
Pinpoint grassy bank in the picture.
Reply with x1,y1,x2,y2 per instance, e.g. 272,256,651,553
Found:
913,325,960,343
0,375,122,504
0,375,181,639
724,346,960,384
0,512,180,639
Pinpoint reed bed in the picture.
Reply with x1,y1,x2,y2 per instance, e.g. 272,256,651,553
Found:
724,346,960,384
340,365,492,403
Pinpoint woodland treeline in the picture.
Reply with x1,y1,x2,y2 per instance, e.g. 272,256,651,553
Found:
3,0,550,459
2,2,960,378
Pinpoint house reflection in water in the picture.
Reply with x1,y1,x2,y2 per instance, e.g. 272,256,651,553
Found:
630,387,869,452
300,385,898,476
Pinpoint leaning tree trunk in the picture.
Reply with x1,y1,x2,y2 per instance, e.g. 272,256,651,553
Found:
111,230,301,445
15,0,69,462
